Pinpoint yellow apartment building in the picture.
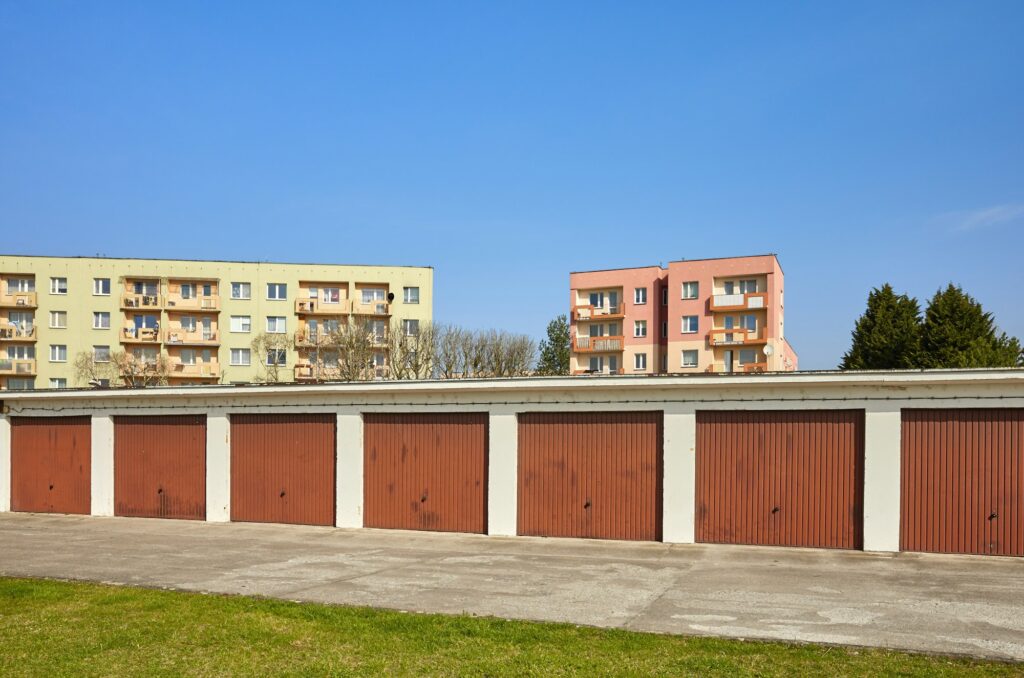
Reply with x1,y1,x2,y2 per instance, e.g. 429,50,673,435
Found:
0,255,433,389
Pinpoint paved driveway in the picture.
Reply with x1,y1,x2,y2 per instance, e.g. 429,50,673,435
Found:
0,513,1022,661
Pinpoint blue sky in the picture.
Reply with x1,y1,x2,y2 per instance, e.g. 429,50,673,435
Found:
2,2,1022,369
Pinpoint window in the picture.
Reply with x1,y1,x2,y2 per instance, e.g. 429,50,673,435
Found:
49,378,67,389
11,278,34,292
402,319,420,336
49,344,67,362
49,311,67,329
93,312,110,329
634,287,647,304
321,287,341,304
180,283,196,299
681,350,699,367
180,349,197,365
231,282,251,300
179,315,197,332
266,283,287,300
266,316,286,333
634,353,647,370
266,349,287,366
739,279,758,293
361,287,386,303
230,315,251,333
681,316,699,333
634,320,647,338
93,278,111,295
50,277,67,295
661,354,668,372
230,348,251,366
8,345,34,360
132,346,158,363
682,281,699,299
403,286,420,304
742,314,757,331
134,280,158,295
662,286,668,305
93,345,111,363
7,378,35,391
739,349,758,365
661,321,668,339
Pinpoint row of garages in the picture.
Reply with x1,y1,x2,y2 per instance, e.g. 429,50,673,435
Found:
7,408,1023,557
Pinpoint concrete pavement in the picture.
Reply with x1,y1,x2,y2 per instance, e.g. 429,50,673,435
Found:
0,513,1022,661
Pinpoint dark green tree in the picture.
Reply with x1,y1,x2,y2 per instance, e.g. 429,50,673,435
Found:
535,315,570,376
840,284,922,369
919,284,1023,368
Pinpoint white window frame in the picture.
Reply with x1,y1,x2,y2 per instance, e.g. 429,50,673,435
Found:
230,348,251,366
402,319,420,337
266,283,287,300
49,344,67,362
50,277,68,295
321,287,341,304
230,315,251,333
49,378,67,389
681,315,699,334
266,316,286,334
403,286,420,304
681,350,699,368
231,282,251,300
634,287,647,305
634,353,647,370
633,320,647,338
93,312,110,329
93,345,111,363
93,278,111,296
682,281,699,300
266,349,287,366
49,311,67,329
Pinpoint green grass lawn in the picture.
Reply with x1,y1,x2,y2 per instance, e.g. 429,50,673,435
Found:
0,578,1018,677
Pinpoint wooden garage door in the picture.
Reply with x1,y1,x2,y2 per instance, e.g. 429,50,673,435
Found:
696,410,864,549
10,417,91,515
230,414,335,526
518,411,662,541
902,409,1023,557
114,415,206,520
363,413,488,533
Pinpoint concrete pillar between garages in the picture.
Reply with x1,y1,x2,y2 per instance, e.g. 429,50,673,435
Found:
90,414,115,517
205,412,231,522
0,416,10,512
487,408,518,537
335,411,363,529
662,404,696,544
862,404,901,552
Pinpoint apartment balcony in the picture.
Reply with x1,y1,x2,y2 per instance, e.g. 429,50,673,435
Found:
572,304,626,322
0,358,36,376
704,362,768,374
351,301,391,316
295,298,350,315
0,292,37,309
571,367,626,376
165,294,220,311
164,329,220,346
121,294,163,310
120,327,161,343
169,361,221,379
709,291,768,312
572,335,624,353
0,326,36,341
707,327,768,346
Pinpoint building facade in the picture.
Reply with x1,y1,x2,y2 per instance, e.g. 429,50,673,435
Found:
569,254,797,375
0,255,432,389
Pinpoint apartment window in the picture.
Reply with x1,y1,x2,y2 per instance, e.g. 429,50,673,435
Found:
230,348,251,366
322,287,341,304
739,349,758,365
8,345,34,360
230,315,251,333
93,278,111,296
49,378,67,389
634,353,647,370
662,287,668,305
93,312,110,329
134,280,158,296
681,316,699,333
266,349,287,366
661,354,668,372
231,282,251,300
49,311,67,329
180,283,196,299
681,350,699,368
180,316,197,332
742,314,757,331
7,378,35,391
634,287,647,305
634,320,647,338
266,316,286,333
266,283,287,300
361,287,386,304
11,278,34,292
682,281,699,299
402,319,420,336
403,286,420,304
49,344,67,362
93,345,111,363
661,321,668,339
50,277,68,295
740,279,758,293
180,348,197,365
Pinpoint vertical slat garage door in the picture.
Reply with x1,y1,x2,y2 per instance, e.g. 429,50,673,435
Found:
902,409,1023,557
518,411,662,541
363,413,488,533
230,414,336,526
114,415,206,520
696,410,865,549
10,416,91,515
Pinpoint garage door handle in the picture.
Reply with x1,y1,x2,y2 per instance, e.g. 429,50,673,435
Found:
420,494,428,503
771,506,780,514
584,500,592,509
157,488,163,495
989,512,997,521
280,490,286,498
48,484,54,491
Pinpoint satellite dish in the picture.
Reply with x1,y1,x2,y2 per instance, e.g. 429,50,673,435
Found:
763,344,774,356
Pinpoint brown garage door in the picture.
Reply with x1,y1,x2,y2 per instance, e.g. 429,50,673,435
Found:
696,410,864,549
10,417,91,515
230,414,335,526
902,409,1023,557
114,415,206,520
518,411,662,541
364,413,488,533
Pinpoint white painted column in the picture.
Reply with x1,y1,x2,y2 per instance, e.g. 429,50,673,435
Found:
487,408,518,536
205,413,231,522
663,404,696,544
90,414,115,516
862,404,902,552
0,416,11,512
335,411,363,528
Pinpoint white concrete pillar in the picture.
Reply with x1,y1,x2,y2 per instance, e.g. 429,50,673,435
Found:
335,411,363,528
90,414,115,516
863,404,902,552
662,404,696,544
0,416,11,512
205,413,231,522
487,408,518,536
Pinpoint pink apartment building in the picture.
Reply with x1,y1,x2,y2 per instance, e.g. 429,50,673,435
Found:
569,254,798,375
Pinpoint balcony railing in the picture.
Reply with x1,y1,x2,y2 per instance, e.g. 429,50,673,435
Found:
121,293,163,309
295,298,350,314
572,335,624,352
0,325,36,341
709,291,768,312
169,361,220,378
120,327,161,343
707,327,766,346
352,301,391,316
0,292,37,308
165,294,220,311
0,358,36,375
572,304,626,322
704,361,769,374
164,329,219,345
571,367,625,375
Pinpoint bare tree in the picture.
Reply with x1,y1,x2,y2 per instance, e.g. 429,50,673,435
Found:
295,326,343,383
250,332,291,383
435,324,467,379
388,319,438,380
329,320,379,381
72,351,119,387
111,350,171,387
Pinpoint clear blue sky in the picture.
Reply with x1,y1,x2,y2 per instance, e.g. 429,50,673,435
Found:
2,2,1022,369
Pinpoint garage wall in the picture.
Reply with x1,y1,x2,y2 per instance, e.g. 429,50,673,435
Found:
10,416,91,515
901,409,1023,557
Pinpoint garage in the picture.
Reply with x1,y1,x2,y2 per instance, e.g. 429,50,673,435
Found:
901,409,1023,557
696,410,864,549
517,411,662,541
230,413,336,526
10,416,91,515
114,415,206,520
363,413,488,533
